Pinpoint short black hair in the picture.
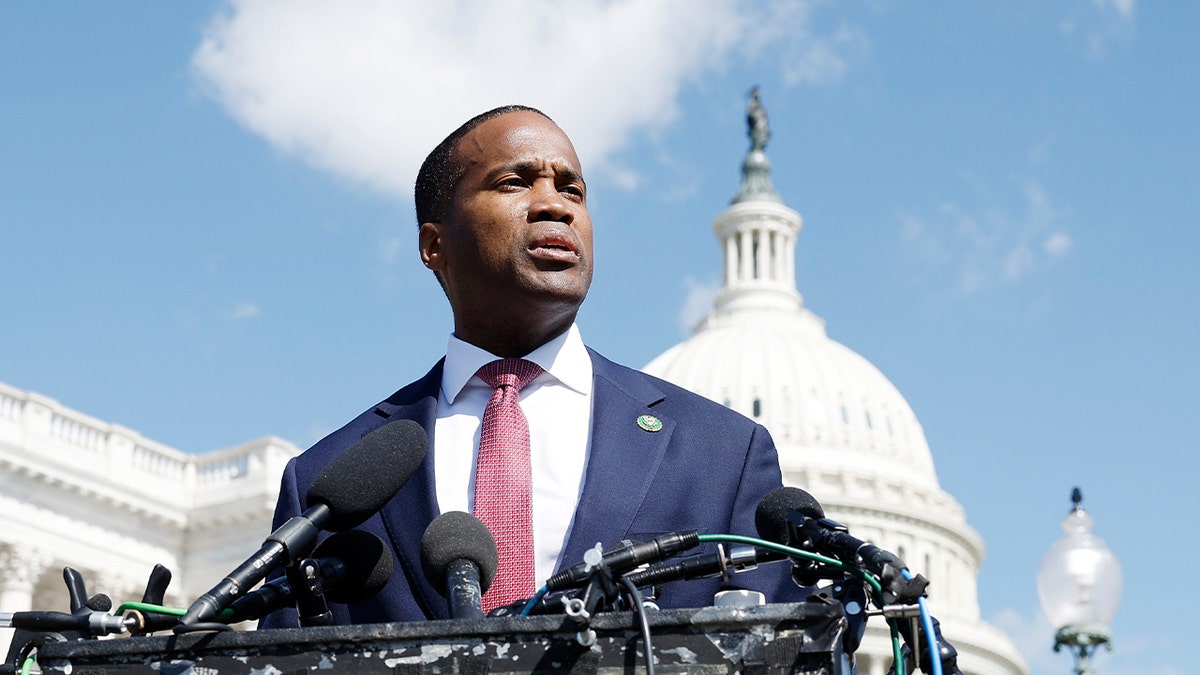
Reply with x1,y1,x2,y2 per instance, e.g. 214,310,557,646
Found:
414,104,553,226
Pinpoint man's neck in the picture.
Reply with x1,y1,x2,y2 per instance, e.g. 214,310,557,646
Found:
453,314,576,358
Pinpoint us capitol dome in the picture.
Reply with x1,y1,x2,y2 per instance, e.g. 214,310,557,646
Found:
643,90,1027,675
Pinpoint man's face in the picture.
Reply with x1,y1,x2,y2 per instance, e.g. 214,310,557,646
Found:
421,111,594,335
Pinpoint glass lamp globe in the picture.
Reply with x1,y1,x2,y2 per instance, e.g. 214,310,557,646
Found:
1038,487,1121,675
1037,489,1122,631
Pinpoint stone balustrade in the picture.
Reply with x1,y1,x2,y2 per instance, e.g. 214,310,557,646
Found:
0,381,299,515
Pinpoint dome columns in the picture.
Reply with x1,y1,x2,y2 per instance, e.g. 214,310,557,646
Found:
712,202,804,314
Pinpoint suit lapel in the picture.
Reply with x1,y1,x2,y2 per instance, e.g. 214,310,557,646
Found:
557,351,673,571
373,360,449,619
375,353,678,608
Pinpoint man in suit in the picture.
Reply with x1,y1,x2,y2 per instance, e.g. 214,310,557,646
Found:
263,105,796,626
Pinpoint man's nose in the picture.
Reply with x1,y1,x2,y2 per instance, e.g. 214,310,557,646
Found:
528,182,574,224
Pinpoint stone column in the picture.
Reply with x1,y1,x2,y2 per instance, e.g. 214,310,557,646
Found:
724,234,736,286
739,229,752,283
0,546,51,652
754,228,767,281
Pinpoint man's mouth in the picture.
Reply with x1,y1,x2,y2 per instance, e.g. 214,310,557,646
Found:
529,236,579,263
531,235,575,252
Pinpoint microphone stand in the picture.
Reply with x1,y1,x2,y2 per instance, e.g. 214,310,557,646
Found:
2,567,126,674
881,612,962,675
285,558,334,627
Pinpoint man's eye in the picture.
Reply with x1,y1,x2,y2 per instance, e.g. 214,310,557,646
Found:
561,185,585,199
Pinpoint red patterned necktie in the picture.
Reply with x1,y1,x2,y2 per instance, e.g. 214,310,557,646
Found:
473,357,543,613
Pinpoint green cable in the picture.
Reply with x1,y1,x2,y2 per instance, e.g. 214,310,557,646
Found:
696,533,903,668
696,533,884,597
114,602,186,616
117,601,249,626
889,619,906,673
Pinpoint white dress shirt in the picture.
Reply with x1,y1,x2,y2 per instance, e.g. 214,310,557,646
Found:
434,323,594,586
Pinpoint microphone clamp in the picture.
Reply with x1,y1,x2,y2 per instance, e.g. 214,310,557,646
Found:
547,531,700,592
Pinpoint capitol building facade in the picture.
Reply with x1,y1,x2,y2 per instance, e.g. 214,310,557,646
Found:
2,100,1023,674
0,386,297,643
643,97,1025,675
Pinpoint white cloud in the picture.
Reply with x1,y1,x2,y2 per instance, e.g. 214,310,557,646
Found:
378,234,404,264
231,302,261,320
1061,0,1136,57
192,0,852,200
989,606,1179,675
1027,133,1058,168
782,24,870,86
680,276,720,334
1095,0,1136,22
989,606,1060,674
1001,243,1035,283
1044,231,1072,256
900,179,1072,296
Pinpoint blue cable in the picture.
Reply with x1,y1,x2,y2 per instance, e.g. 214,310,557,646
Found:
520,585,549,617
901,569,942,675
916,596,941,675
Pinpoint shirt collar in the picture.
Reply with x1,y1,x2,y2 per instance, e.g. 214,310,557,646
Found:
442,323,593,404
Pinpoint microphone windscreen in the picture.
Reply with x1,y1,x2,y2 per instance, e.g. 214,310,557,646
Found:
86,593,113,612
755,486,826,544
311,529,394,604
420,511,499,593
307,419,428,532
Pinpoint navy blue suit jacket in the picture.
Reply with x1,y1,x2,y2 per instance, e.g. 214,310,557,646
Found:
262,349,798,626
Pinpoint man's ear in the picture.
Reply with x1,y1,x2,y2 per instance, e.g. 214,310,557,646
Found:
419,222,445,271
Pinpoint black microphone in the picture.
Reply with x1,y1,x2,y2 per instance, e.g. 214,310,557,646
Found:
0,610,129,635
223,529,394,624
420,511,498,620
546,530,701,592
179,420,427,626
622,544,788,588
755,486,826,543
4,567,120,662
755,487,927,604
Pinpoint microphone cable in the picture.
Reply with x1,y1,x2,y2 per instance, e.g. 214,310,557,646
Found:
903,568,942,675
519,586,549,617
695,533,884,599
618,576,655,675
696,533,913,673
523,532,931,674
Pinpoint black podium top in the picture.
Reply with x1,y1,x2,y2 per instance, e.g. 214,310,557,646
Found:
32,601,848,674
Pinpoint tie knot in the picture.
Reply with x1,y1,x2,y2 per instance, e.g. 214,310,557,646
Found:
476,358,543,393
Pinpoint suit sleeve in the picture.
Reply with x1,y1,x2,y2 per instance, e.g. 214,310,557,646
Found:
728,423,781,536
727,423,809,603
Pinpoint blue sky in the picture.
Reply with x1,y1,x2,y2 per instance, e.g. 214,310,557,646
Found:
2,2,1195,673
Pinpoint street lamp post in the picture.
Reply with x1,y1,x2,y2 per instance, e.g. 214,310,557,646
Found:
1036,487,1122,675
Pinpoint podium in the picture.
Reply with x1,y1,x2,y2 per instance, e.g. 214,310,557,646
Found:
31,601,848,674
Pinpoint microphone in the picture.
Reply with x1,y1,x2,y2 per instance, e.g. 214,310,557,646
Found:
622,544,789,589
546,531,701,592
223,529,394,624
420,511,498,620
180,420,427,625
4,567,122,662
755,487,927,604
759,489,961,672
0,610,129,636
489,533,724,618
